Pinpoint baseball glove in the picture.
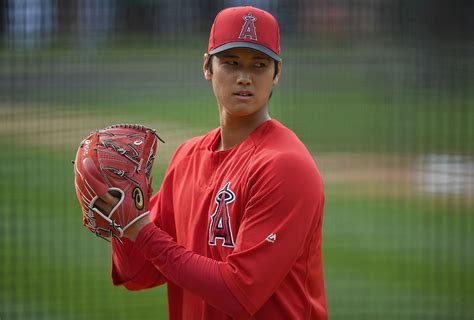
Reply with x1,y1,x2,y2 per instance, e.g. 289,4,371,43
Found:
73,124,164,242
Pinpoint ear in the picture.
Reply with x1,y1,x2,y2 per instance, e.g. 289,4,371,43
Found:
273,60,282,85
203,53,212,81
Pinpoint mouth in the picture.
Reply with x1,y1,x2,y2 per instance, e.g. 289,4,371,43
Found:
234,91,253,98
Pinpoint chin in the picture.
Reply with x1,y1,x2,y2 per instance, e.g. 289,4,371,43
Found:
231,107,268,120
219,99,267,118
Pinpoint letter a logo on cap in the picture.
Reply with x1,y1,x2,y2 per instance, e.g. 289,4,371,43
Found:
239,12,257,41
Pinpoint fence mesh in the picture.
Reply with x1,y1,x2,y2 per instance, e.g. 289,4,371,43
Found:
1,1,473,319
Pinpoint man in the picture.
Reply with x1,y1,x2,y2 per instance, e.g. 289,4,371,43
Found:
108,6,327,319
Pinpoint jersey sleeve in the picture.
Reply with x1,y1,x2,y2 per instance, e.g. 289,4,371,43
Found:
111,143,183,290
111,193,166,290
219,152,325,314
135,223,249,318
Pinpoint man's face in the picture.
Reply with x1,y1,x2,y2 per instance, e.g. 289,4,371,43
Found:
204,47,281,120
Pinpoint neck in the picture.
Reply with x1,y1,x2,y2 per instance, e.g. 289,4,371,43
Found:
217,108,270,151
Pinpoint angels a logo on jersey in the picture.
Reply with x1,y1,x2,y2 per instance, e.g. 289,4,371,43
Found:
209,182,236,248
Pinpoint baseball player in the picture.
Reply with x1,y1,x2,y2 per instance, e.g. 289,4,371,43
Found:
98,6,327,319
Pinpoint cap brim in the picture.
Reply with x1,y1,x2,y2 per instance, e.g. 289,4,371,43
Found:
209,42,281,62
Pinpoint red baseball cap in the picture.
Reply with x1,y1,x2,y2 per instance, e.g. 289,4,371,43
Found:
208,6,281,61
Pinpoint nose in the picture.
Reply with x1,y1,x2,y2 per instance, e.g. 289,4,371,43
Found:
237,71,252,86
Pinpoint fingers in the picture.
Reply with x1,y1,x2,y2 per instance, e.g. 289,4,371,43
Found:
101,192,120,206
95,192,120,214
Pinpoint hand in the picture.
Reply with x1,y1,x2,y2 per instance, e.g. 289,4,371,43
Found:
96,192,151,241
94,192,119,213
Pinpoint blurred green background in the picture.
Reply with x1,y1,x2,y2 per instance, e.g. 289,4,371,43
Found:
1,1,473,319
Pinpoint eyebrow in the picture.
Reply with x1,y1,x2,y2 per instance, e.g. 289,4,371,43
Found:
219,54,270,60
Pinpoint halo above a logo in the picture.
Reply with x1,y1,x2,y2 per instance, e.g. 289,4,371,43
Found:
239,12,258,41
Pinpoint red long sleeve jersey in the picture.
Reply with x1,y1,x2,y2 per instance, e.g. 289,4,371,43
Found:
112,119,327,319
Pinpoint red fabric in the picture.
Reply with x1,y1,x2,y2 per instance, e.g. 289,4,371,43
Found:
208,6,280,59
112,119,327,319
135,223,248,318
111,237,165,290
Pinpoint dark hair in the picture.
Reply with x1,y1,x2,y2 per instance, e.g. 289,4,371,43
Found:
208,54,279,79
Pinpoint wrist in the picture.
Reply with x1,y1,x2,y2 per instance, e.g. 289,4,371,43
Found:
123,215,152,241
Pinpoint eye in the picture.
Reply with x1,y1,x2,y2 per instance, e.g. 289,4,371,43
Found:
224,60,238,66
254,62,267,68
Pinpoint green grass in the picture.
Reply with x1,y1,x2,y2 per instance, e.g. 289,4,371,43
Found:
0,147,169,319
323,194,474,319
2,43,473,155
1,44,473,319
1,142,473,319
0,149,474,319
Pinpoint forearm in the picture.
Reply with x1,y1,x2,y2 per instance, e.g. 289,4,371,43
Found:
134,223,249,318
111,237,166,290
